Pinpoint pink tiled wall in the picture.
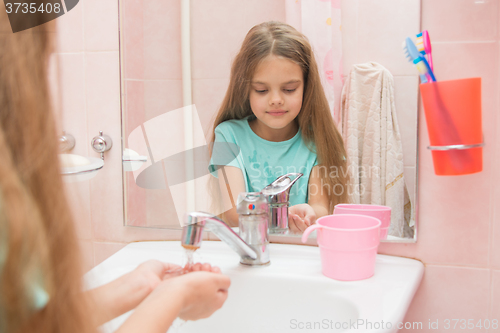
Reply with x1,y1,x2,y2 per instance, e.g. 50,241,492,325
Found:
377,0,500,329
54,0,184,272
341,0,420,213
54,0,500,330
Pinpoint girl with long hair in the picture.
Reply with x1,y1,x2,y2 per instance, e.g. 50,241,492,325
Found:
209,21,350,233
0,5,229,333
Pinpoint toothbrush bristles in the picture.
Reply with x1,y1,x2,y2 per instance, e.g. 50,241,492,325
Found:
402,44,412,61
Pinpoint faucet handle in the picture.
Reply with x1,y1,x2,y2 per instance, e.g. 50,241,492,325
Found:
262,173,303,204
236,192,268,215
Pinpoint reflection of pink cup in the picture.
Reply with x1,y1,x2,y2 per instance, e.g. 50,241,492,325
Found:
302,214,380,281
334,204,391,240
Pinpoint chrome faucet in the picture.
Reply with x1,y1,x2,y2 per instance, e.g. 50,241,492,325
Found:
236,192,270,265
262,173,303,234
182,174,302,265
182,212,268,265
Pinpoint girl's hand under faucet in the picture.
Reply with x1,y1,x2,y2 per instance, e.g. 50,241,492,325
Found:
116,270,231,332
87,260,225,328
289,204,317,233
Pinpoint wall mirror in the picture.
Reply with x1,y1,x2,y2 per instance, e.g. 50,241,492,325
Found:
119,0,420,243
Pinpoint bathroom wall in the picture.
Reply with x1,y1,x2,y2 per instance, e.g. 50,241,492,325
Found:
377,0,500,328
53,0,185,274
54,0,500,330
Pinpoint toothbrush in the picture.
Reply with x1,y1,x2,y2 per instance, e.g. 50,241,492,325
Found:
416,30,433,71
409,34,471,173
403,39,427,82
403,37,436,82
415,32,426,56
413,58,430,83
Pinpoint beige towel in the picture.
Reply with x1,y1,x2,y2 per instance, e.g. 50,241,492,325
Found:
341,62,414,238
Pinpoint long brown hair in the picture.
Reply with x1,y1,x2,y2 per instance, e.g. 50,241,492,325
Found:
210,21,350,211
0,7,95,333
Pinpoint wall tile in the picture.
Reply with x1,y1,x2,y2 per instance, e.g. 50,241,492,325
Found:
285,0,301,30
341,0,358,76
411,41,498,266
124,80,145,139
490,42,500,270
122,0,144,79
143,0,182,80
84,52,186,240
244,0,286,29
191,0,250,79
492,270,500,320
85,51,124,240
146,189,182,228
402,265,490,328
430,42,499,83
65,181,92,240
356,0,420,76
94,242,127,266
415,148,491,266
493,183,500,268
144,80,183,121
192,78,230,138
394,76,419,167
422,0,499,42
56,0,83,52
378,241,418,259
85,52,121,135
83,0,119,51
491,47,500,268
380,88,492,265
57,53,88,157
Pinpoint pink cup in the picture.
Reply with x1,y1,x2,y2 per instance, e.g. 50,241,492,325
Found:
334,204,391,240
302,214,381,281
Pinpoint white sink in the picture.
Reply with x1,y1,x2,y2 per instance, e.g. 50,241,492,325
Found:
84,241,423,333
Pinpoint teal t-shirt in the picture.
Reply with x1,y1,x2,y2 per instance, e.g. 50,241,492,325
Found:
208,116,317,206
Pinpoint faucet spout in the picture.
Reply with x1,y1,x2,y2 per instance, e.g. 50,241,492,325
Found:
182,212,257,261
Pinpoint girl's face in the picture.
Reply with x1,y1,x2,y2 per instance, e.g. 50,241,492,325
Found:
249,55,304,140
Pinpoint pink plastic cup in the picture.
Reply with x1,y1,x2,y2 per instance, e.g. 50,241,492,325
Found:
334,204,391,240
302,214,381,281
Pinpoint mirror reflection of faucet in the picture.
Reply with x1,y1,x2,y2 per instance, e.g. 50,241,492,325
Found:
262,173,303,234
236,192,269,265
181,173,303,266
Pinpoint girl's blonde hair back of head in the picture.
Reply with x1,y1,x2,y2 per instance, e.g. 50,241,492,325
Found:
0,6,96,333
210,21,350,213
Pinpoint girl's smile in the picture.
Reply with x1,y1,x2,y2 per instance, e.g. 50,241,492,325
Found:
248,54,304,142
267,109,287,116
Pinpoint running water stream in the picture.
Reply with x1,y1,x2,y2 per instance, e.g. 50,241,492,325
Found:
166,245,199,332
